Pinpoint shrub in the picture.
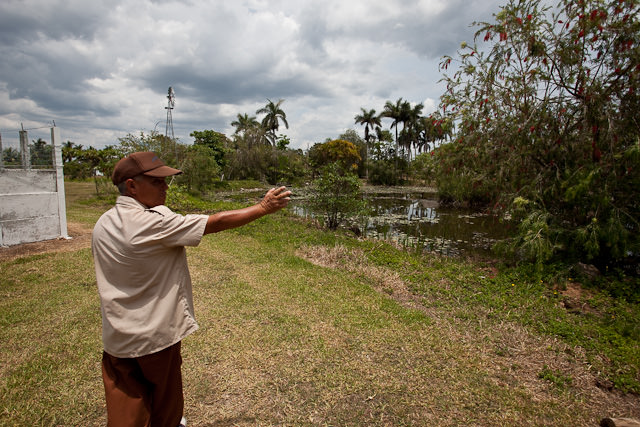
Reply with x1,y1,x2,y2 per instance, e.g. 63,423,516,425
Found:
437,0,640,274
309,163,367,230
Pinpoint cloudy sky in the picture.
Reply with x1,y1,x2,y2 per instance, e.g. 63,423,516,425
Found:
0,0,506,151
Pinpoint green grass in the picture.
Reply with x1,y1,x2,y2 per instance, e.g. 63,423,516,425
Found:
0,182,638,426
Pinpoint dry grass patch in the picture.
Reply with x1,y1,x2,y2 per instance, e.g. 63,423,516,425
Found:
294,243,640,425
296,244,430,314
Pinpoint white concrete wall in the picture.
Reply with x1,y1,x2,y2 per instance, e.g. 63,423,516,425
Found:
0,127,69,247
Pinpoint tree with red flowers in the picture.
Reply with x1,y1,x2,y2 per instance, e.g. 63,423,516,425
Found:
436,0,639,273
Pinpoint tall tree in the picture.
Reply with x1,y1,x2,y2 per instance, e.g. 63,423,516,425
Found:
257,99,289,146
354,108,381,177
382,98,405,177
401,102,424,160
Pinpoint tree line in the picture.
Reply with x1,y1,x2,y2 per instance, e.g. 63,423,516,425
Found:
2,96,444,189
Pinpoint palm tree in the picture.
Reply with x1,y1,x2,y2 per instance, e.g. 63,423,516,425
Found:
382,98,408,179
354,108,381,144
231,113,259,135
62,141,82,163
382,98,403,152
256,99,289,146
403,102,424,160
354,108,381,177
416,114,455,155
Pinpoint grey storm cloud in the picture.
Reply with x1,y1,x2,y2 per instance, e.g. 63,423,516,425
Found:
0,0,506,149
0,0,113,44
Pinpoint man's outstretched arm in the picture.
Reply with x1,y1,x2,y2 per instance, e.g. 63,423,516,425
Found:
204,186,291,235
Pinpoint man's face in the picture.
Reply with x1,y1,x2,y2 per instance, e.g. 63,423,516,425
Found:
128,175,169,207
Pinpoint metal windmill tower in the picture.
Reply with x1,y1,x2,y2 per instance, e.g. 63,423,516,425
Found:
165,86,175,140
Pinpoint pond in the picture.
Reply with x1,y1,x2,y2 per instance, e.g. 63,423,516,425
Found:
290,187,514,258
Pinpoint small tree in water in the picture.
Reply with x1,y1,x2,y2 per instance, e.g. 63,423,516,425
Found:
310,162,367,230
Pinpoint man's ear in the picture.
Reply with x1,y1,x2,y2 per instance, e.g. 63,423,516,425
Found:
125,178,137,196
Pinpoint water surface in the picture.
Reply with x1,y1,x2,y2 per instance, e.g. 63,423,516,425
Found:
291,187,513,258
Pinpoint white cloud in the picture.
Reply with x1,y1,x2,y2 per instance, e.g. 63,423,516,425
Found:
417,0,449,16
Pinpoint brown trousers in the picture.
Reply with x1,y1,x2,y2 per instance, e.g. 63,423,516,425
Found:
102,342,183,427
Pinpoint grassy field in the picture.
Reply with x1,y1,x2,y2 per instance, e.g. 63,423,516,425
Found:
0,181,639,426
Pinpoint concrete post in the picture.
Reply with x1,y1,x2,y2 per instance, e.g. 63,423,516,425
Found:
51,126,69,239
0,132,2,242
19,130,30,169
0,131,4,169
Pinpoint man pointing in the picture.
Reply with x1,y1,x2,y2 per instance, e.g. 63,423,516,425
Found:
92,151,290,426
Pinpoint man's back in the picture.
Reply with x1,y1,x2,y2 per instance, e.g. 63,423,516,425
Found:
92,195,207,358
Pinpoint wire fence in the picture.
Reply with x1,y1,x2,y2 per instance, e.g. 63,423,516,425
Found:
1,125,56,169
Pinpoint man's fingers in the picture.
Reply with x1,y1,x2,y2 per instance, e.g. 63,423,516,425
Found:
269,187,291,199
260,187,291,213
274,186,288,196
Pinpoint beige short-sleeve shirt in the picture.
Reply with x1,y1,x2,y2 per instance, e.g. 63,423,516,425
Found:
92,196,208,358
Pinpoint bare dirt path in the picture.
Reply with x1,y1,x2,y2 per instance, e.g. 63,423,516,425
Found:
0,222,93,262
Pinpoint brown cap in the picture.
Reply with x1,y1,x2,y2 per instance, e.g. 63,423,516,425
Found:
111,152,182,185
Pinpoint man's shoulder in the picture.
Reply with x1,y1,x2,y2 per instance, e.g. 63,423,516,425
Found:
148,204,175,217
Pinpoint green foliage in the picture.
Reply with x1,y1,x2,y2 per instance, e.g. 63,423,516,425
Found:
62,141,90,179
368,157,408,186
1,139,55,169
61,131,228,197
276,134,291,150
226,143,272,181
175,144,221,194
338,129,367,177
309,163,367,230
60,145,122,196
165,185,215,213
338,129,365,148
514,209,556,264
308,139,362,175
437,0,640,273
118,132,186,168
115,130,230,194
353,101,453,184
29,138,52,167
411,152,438,185
2,147,20,166
225,141,308,185
190,129,229,169
270,148,309,185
